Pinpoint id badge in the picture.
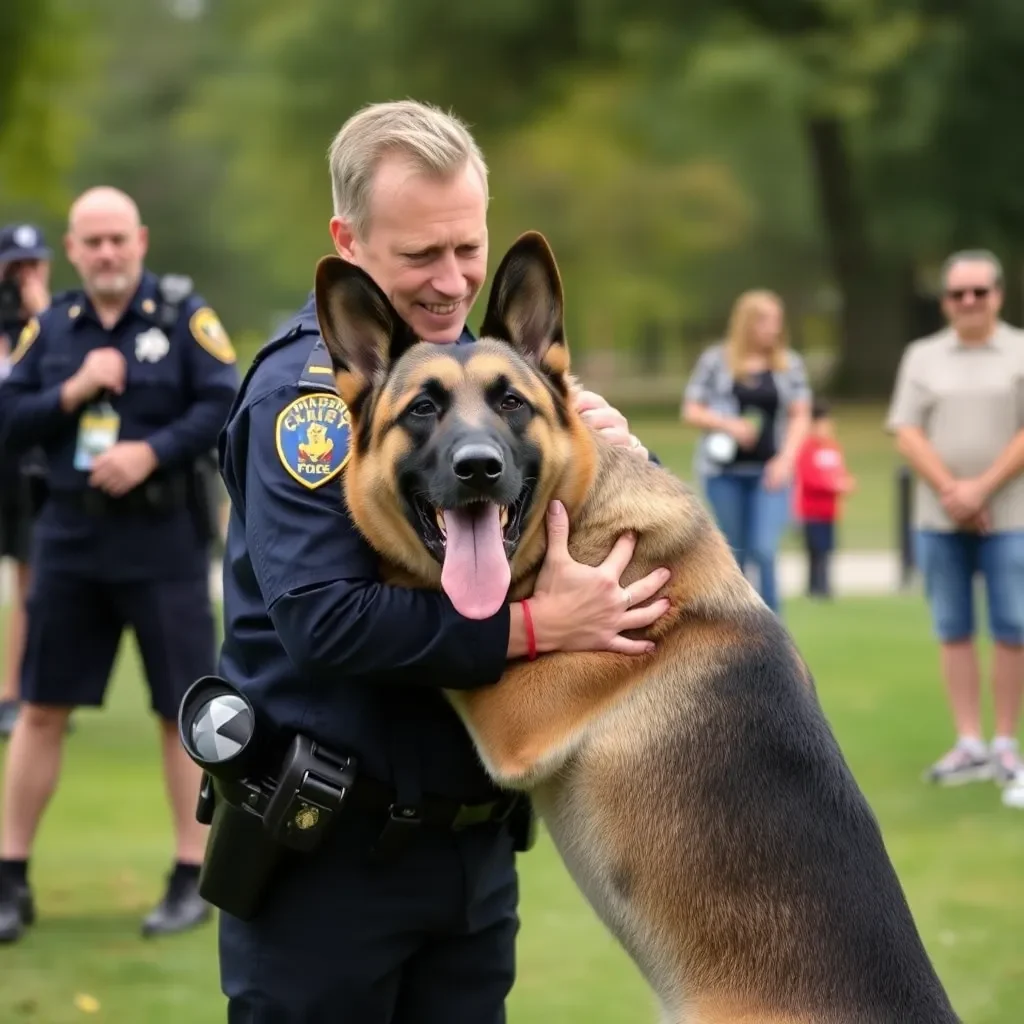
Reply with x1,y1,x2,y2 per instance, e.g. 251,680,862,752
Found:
73,400,121,471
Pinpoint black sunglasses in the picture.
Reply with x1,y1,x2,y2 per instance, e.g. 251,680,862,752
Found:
945,286,992,301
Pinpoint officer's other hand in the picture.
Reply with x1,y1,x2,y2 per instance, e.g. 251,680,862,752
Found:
88,441,158,496
530,499,670,656
81,347,127,394
573,389,649,460
17,262,50,316
63,347,127,409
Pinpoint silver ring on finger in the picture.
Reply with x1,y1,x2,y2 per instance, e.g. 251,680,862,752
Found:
622,586,633,609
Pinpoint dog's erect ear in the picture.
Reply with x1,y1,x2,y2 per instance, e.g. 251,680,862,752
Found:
314,255,419,408
478,231,569,379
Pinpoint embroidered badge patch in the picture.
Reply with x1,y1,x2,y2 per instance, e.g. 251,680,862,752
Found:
275,392,351,489
9,316,39,367
135,326,170,363
189,306,236,364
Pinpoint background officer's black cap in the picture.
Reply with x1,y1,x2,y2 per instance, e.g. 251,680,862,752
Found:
0,223,52,263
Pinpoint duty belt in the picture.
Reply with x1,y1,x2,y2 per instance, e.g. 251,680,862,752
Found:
345,774,520,831
55,475,189,517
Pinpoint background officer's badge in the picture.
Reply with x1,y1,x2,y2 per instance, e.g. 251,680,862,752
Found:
135,326,170,363
275,392,351,489
189,306,237,364
9,316,39,367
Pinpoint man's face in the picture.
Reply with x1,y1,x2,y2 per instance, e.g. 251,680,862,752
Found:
65,204,147,302
941,259,1002,338
330,155,488,343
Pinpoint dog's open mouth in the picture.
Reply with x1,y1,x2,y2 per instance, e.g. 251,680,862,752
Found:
412,486,533,620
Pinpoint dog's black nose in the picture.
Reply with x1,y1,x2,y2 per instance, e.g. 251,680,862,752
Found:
452,443,504,486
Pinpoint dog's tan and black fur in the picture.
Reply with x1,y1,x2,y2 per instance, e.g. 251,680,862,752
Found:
313,232,960,1024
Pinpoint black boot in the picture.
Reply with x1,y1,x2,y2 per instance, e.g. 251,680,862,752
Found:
0,872,34,944
141,863,212,938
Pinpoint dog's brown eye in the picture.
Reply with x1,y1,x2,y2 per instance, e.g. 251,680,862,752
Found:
410,399,437,417
499,394,524,413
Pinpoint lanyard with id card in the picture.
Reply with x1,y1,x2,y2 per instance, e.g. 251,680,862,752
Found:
73,398,120,471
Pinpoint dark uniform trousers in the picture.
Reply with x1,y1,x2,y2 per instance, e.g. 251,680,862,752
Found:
220,811,519,1023
20,569,215,719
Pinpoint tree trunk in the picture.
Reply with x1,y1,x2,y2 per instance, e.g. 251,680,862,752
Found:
804,116,910,398
1002,256,1024,327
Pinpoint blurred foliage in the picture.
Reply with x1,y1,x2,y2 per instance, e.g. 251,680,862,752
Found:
0,0,92,211
2,0,1023,395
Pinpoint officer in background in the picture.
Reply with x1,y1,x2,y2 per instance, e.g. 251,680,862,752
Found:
215,100,669,1021
0,186,240,943
0,224,52,738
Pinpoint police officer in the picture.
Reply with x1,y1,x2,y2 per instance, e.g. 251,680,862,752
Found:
0,223,52,738
0,186,241,943
215,100,669,1022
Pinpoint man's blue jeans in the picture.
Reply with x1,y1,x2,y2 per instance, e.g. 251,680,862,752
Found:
915,529,1024,644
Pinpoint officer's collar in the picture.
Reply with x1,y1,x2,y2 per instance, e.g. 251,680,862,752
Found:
292,290,477,345
128,271,164,325
67,269,160,329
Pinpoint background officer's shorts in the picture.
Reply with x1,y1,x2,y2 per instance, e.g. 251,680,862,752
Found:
19,573,216,719
0,487,35,565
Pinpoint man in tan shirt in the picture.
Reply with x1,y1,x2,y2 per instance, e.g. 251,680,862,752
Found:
887,249,1024,799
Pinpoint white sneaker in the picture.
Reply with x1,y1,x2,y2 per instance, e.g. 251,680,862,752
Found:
1001,770,1024,809
990,742,1024,786
923,742,993,786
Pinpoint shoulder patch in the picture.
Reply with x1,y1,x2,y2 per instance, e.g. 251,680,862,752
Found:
10,317,40,366
189,306,237,364
275,392,351,489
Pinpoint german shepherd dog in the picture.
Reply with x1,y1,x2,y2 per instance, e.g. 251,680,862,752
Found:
312,232,960,1023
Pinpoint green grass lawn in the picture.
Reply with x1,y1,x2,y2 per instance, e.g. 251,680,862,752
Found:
632,402,902,552
2,595,1023,1023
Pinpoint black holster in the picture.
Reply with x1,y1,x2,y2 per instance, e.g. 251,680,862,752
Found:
194,735,357,921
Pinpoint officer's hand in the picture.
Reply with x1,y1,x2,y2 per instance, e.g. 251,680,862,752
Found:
529,500,670,656
16,262,50,317
573,389,649,460
72,347,127,404
89,441,159,496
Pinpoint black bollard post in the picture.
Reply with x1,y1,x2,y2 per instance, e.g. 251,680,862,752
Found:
896,465,915,589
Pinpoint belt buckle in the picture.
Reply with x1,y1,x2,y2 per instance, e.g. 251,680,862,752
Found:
451,793,519,831
451,801,496,831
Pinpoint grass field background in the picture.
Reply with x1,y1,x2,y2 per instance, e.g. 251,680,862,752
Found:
2,406,1023,1023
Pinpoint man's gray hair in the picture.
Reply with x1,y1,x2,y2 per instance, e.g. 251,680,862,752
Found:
940,249,1005,290
328,99,489,238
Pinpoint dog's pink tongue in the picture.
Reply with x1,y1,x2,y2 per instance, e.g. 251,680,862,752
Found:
441,504,511,619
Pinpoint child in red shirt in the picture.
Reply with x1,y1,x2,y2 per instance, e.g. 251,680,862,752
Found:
794,399,856,598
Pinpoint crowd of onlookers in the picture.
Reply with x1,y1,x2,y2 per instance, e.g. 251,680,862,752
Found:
681,249,1024,811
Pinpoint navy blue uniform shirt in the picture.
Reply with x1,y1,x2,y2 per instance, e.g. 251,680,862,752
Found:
218,295,517,803
0,270,240,580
